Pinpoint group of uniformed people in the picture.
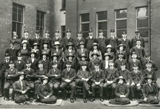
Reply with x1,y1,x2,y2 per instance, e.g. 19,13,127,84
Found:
0,28,159,105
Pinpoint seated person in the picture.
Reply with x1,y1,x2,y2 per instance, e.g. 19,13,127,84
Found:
139,75,159,104
13,72,30,105
109,76,130,105
76,61,92,103
90,60,105,102
37,76,57,104
60,61,76,103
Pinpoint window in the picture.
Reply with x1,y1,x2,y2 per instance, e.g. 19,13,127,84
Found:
115,9,127,38
12,3,24,38
61,25,66,38
61,0,66,11
36,11,45,37
80,13,89,38
97,11,107,37
136,7,148,38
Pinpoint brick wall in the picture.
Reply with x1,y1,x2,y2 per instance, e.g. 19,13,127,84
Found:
0,0,53,61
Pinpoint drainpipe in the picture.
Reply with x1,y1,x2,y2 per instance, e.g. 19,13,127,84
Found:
76,0,79,36
148,0,151,55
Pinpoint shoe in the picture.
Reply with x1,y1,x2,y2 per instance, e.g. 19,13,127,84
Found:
70,98,74,103
83,98,87,103
4,97,9,101
63,96,67,100
100,97,104,102
90,97,95,102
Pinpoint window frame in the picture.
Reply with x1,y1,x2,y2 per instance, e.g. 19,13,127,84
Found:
36,10,45,37
12,3,24,39
60,0,66,11
61,25,66,38
96,11,107,38
80,13,90,38
115,9,127,39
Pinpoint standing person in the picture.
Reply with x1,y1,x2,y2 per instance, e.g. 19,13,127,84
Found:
52,30,62,47
119,31,131,61
37,76,57,104
90,60,105,102
85,29,95,51
76,61,92,103
20,41,30,63
11,31,21,50
61,29,75,50
139,75,159,104
60,61,76,103
75,31,85,49
107,29,118,52
4,61,18,100
13,72,31,105
5,41,18,61
0,53,11,97
131,30,145,48
32,30,42,49
130,40,145,61
109,76,130,105
42,30,52,49
97,30,108,55
21,30,32,49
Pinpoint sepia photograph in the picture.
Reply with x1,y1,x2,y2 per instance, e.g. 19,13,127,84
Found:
0,0,160,109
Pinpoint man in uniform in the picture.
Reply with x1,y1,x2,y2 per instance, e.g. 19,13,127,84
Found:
76,61,92,103
21,30,32,49
14,52,25,72
115,53,128,70
60,61,76,103
32,30,42,49
4,61,18,100
42,30,52,49
41,51,50,72
52,30,62,48
75,31,85,49
47,62,61,95
13,72,31,104
61,30,75,50
131,30,145,48
90,60,105,102
85,29,95,51
37,76,57,104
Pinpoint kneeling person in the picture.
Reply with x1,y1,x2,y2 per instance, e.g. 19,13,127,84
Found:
37,76,57,104
109,76,130,105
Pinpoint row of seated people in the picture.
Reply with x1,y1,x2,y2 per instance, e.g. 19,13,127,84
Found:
0,57,159,105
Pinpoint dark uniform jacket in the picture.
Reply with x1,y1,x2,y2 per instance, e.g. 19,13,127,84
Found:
47,68,61,82
28,58,38,72
105,68,119,82
130,70,143,84
77,70,92,80
119,38,131,53
115,59,128,70
131,37,145,48
5,68,18,81
130,46,145,60
42,37,52,48
107,37,119,50
62,37,75,50
85,37,95,51
41,59,50,72
143,69,157,83
97,37,108,54
61,68,76,82
91,69,105,83
5,48,18,61
129,59,142,71
119,69,131,83
142,59,158,71
35,69,47,78
14,60,25,71
23,68,35,81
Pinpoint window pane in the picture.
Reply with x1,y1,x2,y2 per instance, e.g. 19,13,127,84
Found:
138,28,148,37
117,29,127,38
116,20,127,29
137,18,148,28
12,13,17,21
18,14,22,22
62,0,66,10
116,9,127,18
82,32,88,39
13,7,17,13
137,7,148,17
18,8,23,15
81,14,89,22
98,22,107,30
12,22,17,32
81,24,89,31
97,11,107,20
17,23,22,38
